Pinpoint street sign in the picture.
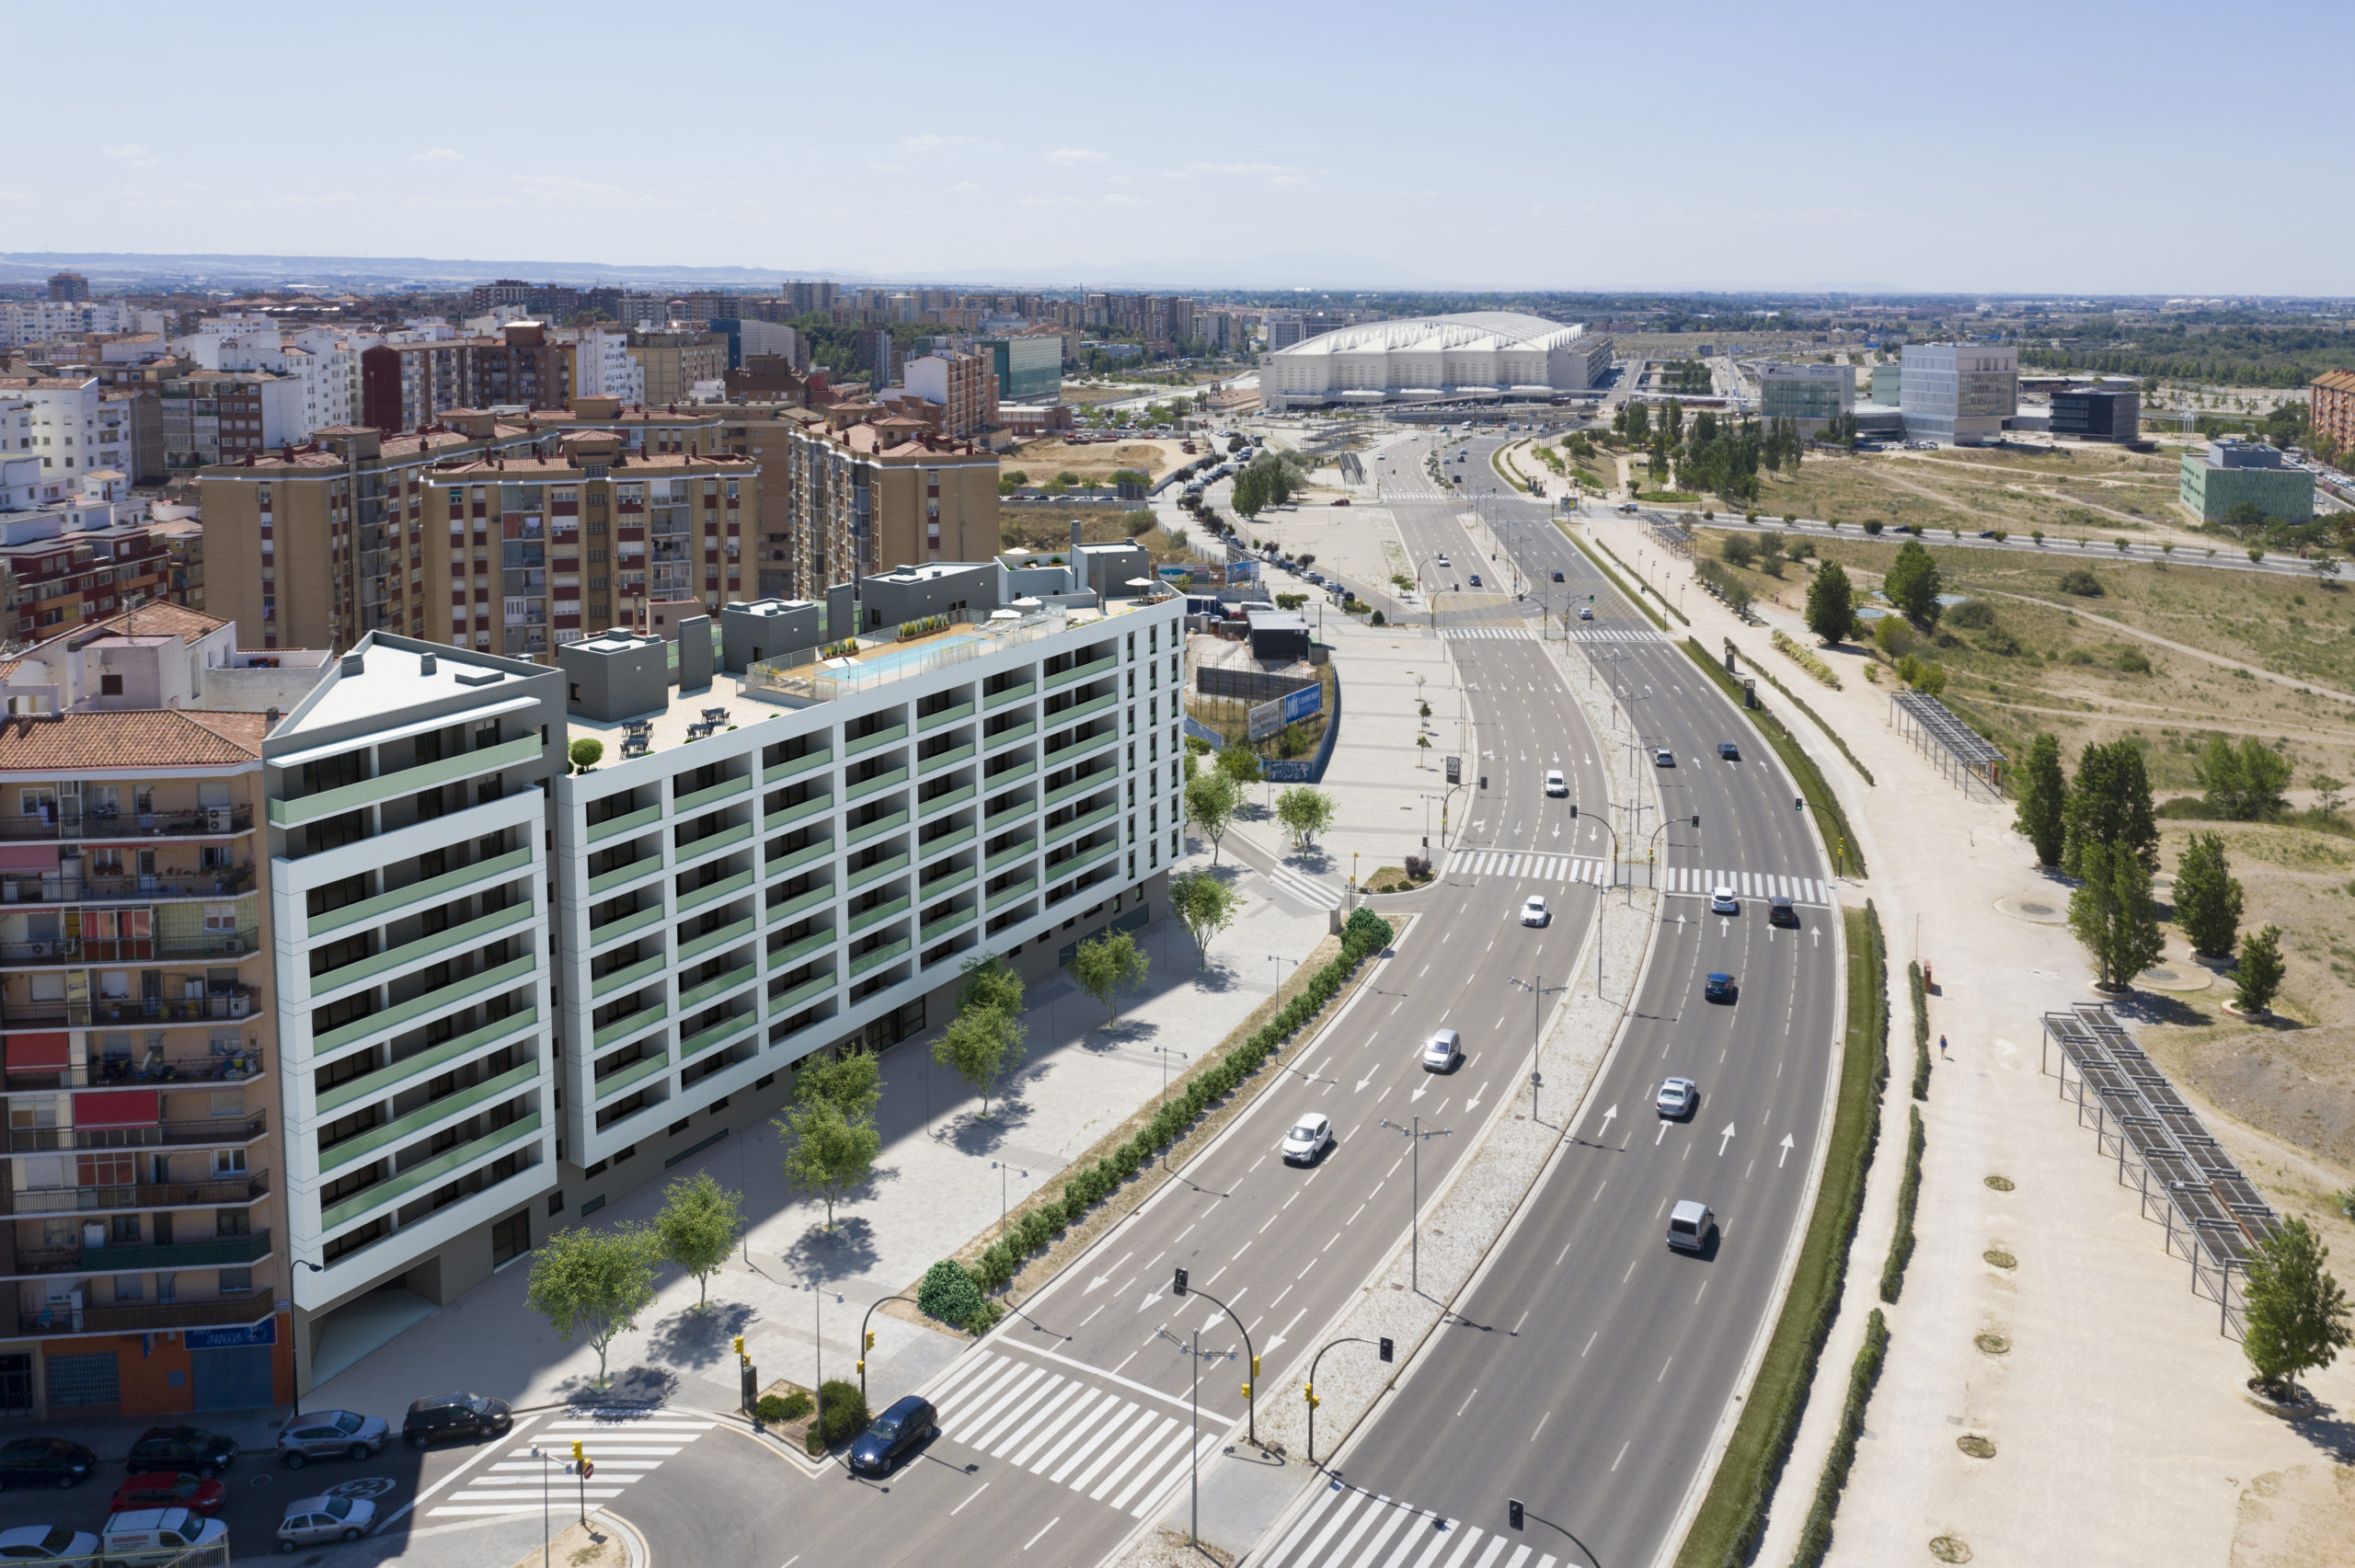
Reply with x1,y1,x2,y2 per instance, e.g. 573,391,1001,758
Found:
1445,756,1461,784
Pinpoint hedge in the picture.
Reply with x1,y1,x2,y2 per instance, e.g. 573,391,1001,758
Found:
1878,1107,1924,1305
1789,1309,1890,1568
950,908,1396,1302
1907,960,1931,1101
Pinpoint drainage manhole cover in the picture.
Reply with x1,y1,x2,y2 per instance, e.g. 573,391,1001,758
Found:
2017,901,2052,916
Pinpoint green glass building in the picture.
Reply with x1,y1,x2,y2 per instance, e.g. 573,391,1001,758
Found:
978,336,1063,403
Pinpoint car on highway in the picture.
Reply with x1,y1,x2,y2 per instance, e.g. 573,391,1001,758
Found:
1469,574,1482,587
1552,569,1565,582
1717,740,1740,761
109,1473,226,1517
275,1411,388,1469
1704,972,1737,1003
1436,554,1450,567
1654,748,1674,767
1521,894,1550,927
1421,1029,1462,1071
0,1439,96,1491
1545,769,1567,795
1667,1199,1716,1253
1656,1077,1698,1119
0,1526,97,1561
402,1393,512,1449
277,1494,374,1550
121,1429,236,1479
1768,895,1798,927
1709,886,1739,915
847,1395,938,1477
1282,1113,1336,1162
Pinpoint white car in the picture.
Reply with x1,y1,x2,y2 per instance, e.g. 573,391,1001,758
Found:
1579,606,1594,620
1436,554,1451,567
1657,1077,1698,1118
1281,1113,1335,1164
1709,887,1739,914
1521,895,1550,927
1545,769,1567,796
1654,748,1675,768
278,1493,375,1550
1422,1028,1462,1071
0,1528,98,1562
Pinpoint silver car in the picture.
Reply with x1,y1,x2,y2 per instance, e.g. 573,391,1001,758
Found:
277,1494,375,1550
275,1411,388,1469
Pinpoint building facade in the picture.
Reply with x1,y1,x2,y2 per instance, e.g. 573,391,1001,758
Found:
1899,342,2018,445
2310,369,2355,452
626,331,728,406
2050,388,2140,443
1758,362,1856,429
0,378,132,478
901,352,997,440
773,421,999,601
977,336,1061,404
2179,440,2314,524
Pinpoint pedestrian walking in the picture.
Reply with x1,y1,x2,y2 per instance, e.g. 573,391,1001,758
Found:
1939,1034,1949,1059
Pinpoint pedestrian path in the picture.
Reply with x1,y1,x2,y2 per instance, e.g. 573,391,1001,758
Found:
1660,866,1833,904
1440,625,1667,644
1255,858,1343,910
1259,1481,1573,1568
1439,850,1609,885
426,1412,713,1516
924,1347,1223,1518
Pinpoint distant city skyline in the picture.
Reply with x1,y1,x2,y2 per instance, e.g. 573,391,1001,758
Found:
14,0,2350,295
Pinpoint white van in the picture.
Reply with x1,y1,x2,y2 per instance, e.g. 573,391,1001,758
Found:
1668,1200,1715,1253
101,1508,228,1567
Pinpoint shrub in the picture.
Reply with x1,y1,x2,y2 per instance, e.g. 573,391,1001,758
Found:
1944,599,1994,630
814,1380,868,1448
568,738,604,773
1862,519,1884,535
917,1259,985,1326
757,1390,811,1425
2058,568,2104,596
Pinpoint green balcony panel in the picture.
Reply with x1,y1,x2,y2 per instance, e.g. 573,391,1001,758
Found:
846,811,908,849
320,1113,541,1232
982,805,1034,835
845,724,909,758
764,748,833,784
316,1009,539,1116
847,897,910,936
676,964,757,1013
674,821,752,867
918,826,975,858
764,839,832,879
918,744,975,778
848,939,911,978
587,804,661,845
676,869,753,915
1047,806,1117,846
593,1051,671,1104
983,682,1035,710
918,702,974,732
83,1230,273,1273
588,857,664,898
313,956,537,1058
318,1061,540,1176
592,952,668,1001
1050,692,1118,725
272,734,543,828
982,722,1034,752
676,917,756,967
764,794,833,830
920,864,977,899
765,932,835,970
922,908,976,944
985,761,1039,791
679,1014,757,1060
769,974,834,1013
1044,771,1116,809
916,785,974,821
846,769,909,805
311,899,536,998
986,879,1038,912
309,847,534,937
985,841,1036,873
587,904,664,950
1046,655,1117,690
848,853,909,893
766,885,834,923
593,1001,669,1051
1042,731,1118,772
672,774,752,817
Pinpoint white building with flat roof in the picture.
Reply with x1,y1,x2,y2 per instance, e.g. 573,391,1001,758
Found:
1901,342,2019,445
1259,312,1610,410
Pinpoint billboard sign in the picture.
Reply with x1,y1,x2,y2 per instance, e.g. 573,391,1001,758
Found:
1280,683,1322,727
1247,697,1286,741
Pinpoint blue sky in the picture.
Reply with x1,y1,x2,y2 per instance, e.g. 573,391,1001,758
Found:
20,0,2350,294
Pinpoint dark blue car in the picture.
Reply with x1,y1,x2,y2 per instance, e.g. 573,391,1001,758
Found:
1705,972,1736,1003
846,1396,937,1477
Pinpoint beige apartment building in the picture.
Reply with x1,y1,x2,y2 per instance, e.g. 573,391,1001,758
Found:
625,330,728,406
775,417,1000,599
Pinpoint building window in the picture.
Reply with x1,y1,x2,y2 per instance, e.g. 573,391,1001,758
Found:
490,1210,532,1266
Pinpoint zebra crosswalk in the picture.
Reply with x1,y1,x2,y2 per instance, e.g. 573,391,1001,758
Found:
1439,850,1609,885
925,1348,1222,1517
1259,1482,1575,1568
427,1412,712,1516
1662,866,1833,905
1258,859,1343,910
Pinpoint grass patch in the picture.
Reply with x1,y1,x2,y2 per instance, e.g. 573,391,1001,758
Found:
1729,648,1878,786
1674,903,1888,1568
1908,959,1932,1101
1790,1308,1891,1568
1683,638,1868,877
1772,629,1842,689
1563,528,1675,631
1878,1107,1925,1305
1363,864,1432,894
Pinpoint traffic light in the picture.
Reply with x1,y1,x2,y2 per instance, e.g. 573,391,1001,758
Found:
856,1359,866,1376
1241,1382,1251,1400
1172,1266,1189,1297
1379,1337,1395,1363
1794,796,1804,812
1690,815,1700,828
570,1440,583,1464
732,1336,745,1359
1508,1500,1525,1530
1568,803,1578,818
1251,1355,1260,1380
865,1330,877,1351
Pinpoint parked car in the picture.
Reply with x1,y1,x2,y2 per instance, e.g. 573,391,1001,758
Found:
110,1473,226,1517
98,1509,225,1565
1656,1077,1698,1119
1521,894,1551,927
276,1411,388,1469
402,1393,512,1449
1704,972,1737,1003
1667,1199,1716,1253
124,1429,236,1479
0,1439,96,1491
276,1494,374,1551
1282,1113,1335,1163
1421,1028,1462,1071
1329,498,1351,507
846,1396,938,1477
0,1526,97,1561
1552,569,1565,581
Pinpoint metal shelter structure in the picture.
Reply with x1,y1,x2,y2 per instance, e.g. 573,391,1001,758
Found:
1889,690,2006,801
2040,1004,2283,1338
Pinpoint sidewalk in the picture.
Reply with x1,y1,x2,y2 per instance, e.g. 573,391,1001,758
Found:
1583,515,2355,1568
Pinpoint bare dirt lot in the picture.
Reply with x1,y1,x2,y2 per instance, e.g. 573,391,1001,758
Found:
1001,436,1191,482
1752,443,2208,544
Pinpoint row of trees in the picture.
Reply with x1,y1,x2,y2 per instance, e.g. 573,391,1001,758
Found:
1233,451,1312,517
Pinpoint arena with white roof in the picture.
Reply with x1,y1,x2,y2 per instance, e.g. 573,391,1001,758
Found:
1258,311,1614,409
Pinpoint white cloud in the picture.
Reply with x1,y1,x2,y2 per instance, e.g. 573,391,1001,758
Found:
1270,175,1310,191
1046,148,1107,165
1163,161,1293,179
101,143,161,167
413,147,465,162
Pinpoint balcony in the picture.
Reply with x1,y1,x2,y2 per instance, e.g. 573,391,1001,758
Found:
594,1051,669,1104
592,953,667,1001
846,768,908,806
0,805,253,843
308,847,535,938
587,804,661,845
1048,806,1119,846
588,856,664,898
922,907,977,944
920,863,976,901
847,853,910,894
6,1049,260,1093
985,839,1037,874
769,974,833,1013
982,723,1035,753
320,1112,541,1232
1047,654,1118,690
678,1014,756,1060
10,1172,270,1217
983,682,1036,711
986,879,1038,912
918,702,974,733
0,864,255,907
587,904,664,950
764,841,832,880
1042,730,1119,772
19,1296,274,1338
5,1111,267,1154
676,965,757,1013
1044,769,1117,810
847,940,911,979
677,868,754,915
313,955,537,1056
3,987,259,1029
318,1061,539,1175
674,775,752,817
1049,692,1120,726
765,795,833,830
982,805,1034,835
676,917,755,967
846,812,909,849
270,734,541,828
918,745,975,778
845,725,909,759
846,898,910,937
763,749,833,785
594,1002,668,1052
311,901,535,998
766,930,834,970
674,821,752,868
314,1010,537,1117
917,786,975,822
17,1230,274,1277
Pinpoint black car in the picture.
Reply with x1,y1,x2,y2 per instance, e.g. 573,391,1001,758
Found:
0,1438,97,1490
124,1427,236,1478
845,1396,937,1477
1768,895,1798,928
402,1393,512,1449
1551,570,1565,582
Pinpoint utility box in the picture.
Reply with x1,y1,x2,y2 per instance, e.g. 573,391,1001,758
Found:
1742,679,1757,710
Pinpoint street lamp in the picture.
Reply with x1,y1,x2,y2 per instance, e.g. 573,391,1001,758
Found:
1154,1046,1189,1107
1506,974,1568,1123
805,1283,841,1440
856,1293,919,1402
1169,1266,1261,1448
1375,1116,1453,1293
990,1162,1029,1238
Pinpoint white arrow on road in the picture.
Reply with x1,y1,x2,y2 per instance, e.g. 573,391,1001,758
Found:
1356,1072,1374,1093
1719,918,1730,934
1717,1124,1738,1156
1598,1104,1618,1139
1778,1134,1796,1167
1086,1253,1132,1293
1466,1084,1487,1113
1138,1289,1166,1314
1411,1081,1428,1102
1676,913,1686,932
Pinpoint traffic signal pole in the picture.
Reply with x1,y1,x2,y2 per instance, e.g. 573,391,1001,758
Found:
1170,1267,1260,1448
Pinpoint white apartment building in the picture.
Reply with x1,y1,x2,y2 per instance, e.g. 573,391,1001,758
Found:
0,376,131,475
0,301,142,349
177,327,361,437
569,327,645,406
1900,341,2020,445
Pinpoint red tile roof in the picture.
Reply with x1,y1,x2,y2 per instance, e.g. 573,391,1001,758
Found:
0,710,265,771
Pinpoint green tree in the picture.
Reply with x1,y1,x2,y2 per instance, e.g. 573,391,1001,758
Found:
1274,785,1336,850
2225,500,2267,532
2062,739,2159,877
1804,559,1855,645
2234,924,2286,1014
934,1001,1026,1117
652,1172,743,1308
1068,931,1149,1027
568,738,604,774
2240,1218,2352,1400
2172,832,2245,958
2195,736,2292,820
1882,539,1944,624
2313,773,2349,816
1217,744,1262,787
776,1094,881,1230
1169,869,1241,968
1185,771,1239,864
525,1225,660,1389
915,1259,985,1330
794,1047,884,1124
958,952,1024,1018
2067,840,2166,990
2013,732,2068,867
